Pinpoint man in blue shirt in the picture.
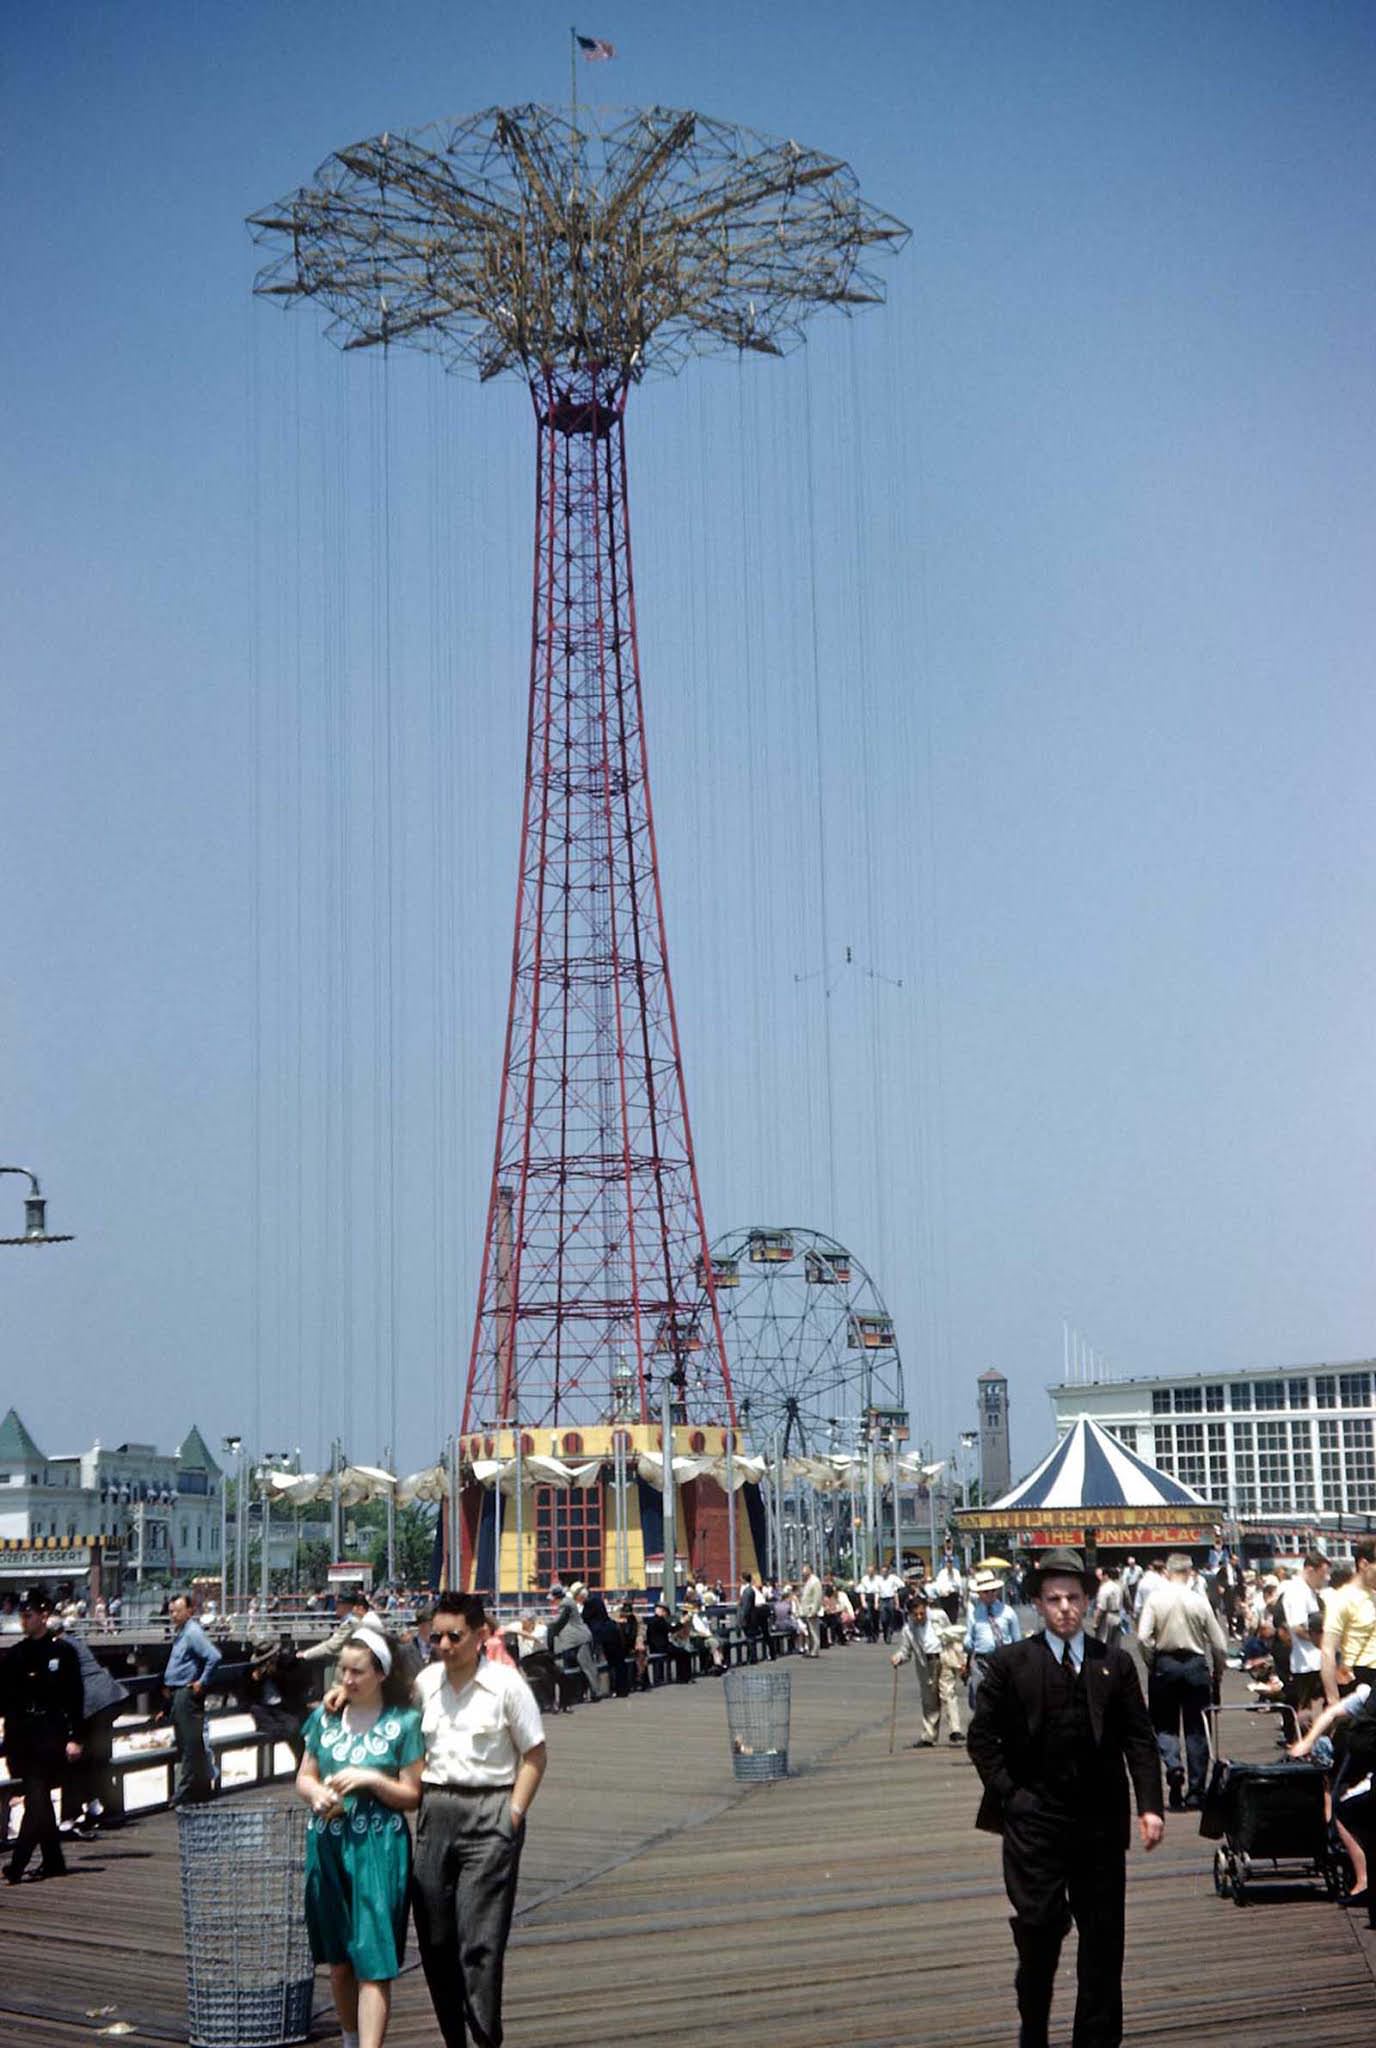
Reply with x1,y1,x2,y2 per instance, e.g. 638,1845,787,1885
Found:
964,1568,1021,1711
163,1590,221,1805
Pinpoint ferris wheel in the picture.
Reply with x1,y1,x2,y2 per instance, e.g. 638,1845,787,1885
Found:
695,1225,906,1457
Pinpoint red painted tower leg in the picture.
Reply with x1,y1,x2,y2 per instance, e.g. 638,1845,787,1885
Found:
462,369,734,1440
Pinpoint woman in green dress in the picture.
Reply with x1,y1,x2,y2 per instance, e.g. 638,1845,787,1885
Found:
296,1628,424,2048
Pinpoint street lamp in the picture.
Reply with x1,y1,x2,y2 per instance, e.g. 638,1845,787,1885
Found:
220,1436,241,1612
0,1165,74,1245
958,1429,980,1566
258,1451,293,1610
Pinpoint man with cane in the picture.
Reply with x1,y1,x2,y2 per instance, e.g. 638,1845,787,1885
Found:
891,1590,961,1747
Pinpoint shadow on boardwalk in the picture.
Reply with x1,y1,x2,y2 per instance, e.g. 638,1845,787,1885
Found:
5,1650,1376,2045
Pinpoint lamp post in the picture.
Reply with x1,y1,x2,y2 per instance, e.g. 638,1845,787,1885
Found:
258,1452,293,1609
957,1428,979,1566
660,1375,679,1605
0,1165,74,1246
220,1435,241,1612
383,1443,396,1586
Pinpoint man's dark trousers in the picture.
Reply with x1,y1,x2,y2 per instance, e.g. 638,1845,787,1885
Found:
4,1733,67,1878
1002,1794,1124,2048
170,1686,215,1805
1146,1649,1211,1803
413,1785,524,2048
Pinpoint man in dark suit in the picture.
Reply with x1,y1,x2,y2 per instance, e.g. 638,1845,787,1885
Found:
968,1548,1163,2048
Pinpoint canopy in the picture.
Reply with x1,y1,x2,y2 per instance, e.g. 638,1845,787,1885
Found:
987,1415,1208,1512
259,1445,930,1508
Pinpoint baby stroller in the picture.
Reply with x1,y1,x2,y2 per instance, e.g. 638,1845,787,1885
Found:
1203,1702,1347,1906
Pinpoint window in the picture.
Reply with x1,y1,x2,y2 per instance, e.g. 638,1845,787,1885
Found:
1109,1425,1137,1453
1316,1376,1337,1410
1254,1379,1285,1411
1291,1421,1315,1512
1175,1423,1206,1492
1343,1421,1376,1514
1205,1384,1225,1413
1340,1374,1373,1410
1289,1378,1310,1411
1319,1419,1343,1511
1153,1426,1174,1474
1152,1389,1172,1417
1173,1386,1203,1414
561,1432,584,1457
534,1483,602,1590
1231,1383,1252,1412
1207,1423,1228,1505
1257,1420,1289,1511
1232,1422,1256,1514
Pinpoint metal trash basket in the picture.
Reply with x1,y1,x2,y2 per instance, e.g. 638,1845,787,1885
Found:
724,1665,791,1782
177,1801,314,2047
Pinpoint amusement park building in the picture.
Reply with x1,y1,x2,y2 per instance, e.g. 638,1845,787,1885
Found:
1047,1359,1376,1539
0,1409,224,1595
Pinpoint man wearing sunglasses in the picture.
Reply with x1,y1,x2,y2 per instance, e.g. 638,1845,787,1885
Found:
411,1592,546,2048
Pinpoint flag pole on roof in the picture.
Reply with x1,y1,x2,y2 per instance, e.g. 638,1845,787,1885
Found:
571,28,615,137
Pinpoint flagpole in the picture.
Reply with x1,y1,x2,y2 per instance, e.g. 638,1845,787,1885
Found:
570,25,578,125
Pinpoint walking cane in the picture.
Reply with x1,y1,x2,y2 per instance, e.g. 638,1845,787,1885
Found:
888,1659,899,1755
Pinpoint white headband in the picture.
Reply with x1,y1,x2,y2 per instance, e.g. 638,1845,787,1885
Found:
347,1625,393,1676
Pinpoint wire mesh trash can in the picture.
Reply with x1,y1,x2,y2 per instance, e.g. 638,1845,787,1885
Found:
724,1665,791,1781
177,1801,314,2047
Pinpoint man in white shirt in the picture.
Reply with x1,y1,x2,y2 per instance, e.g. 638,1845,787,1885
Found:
796,1567,824,1656
933,1549,964,1623
412,1592,547,2048
1279,1551,1330,1719
877,1565,906,1644
1137,1554,1228,1811
1131,1557,1167,1625
891,1590,964,1745
855,1567,881,1643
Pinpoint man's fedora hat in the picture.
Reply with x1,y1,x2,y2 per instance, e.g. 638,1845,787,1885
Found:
1024,1548,1097,1599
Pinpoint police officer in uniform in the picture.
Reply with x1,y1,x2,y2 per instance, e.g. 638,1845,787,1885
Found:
1,1586,84,1883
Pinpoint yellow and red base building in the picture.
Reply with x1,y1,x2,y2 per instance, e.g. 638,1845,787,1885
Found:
453,1422,764,1596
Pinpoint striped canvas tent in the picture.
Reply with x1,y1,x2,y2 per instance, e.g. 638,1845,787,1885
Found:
957,1414,1217,1552
991,1415,1208,1512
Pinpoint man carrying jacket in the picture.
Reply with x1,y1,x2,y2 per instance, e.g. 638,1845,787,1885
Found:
969,1548,1163,2048
545,1583,602,1701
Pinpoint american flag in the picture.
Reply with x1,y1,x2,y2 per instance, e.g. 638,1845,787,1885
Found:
576,32,615,60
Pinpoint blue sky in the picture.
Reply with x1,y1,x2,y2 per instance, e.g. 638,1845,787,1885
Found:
3,1,1374,1481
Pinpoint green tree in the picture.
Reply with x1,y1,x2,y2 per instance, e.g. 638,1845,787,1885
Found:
368,1503,438,1586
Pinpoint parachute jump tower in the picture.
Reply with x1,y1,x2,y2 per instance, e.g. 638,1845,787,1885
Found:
251,104,907,1589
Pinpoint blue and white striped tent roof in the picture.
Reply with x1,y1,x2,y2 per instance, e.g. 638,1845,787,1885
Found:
989,1414,1209,1513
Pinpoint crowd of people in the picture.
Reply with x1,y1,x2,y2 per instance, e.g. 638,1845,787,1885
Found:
11,1538,1376,2047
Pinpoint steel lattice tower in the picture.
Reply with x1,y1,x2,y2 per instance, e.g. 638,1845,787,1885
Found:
250,105,907,1438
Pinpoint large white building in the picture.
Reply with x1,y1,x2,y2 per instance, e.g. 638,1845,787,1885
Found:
0,1407,224,1592
1048,1359,1376,1528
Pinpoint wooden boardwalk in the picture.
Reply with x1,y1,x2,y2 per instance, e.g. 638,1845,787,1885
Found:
6,1648,1376,2045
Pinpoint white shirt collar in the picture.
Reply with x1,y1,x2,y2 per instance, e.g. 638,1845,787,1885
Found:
1045,1628,1086,1671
